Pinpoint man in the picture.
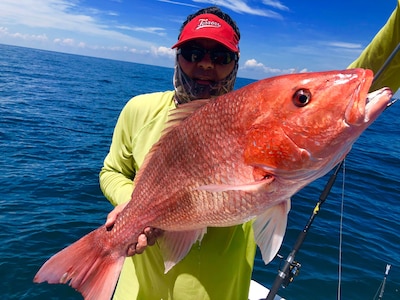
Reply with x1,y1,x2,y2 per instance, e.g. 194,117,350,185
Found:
100,7,255,300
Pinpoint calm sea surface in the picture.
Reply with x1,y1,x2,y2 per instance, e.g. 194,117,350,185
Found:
0,43,399,299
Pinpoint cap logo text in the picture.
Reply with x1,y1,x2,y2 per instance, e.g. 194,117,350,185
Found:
196,18,221,30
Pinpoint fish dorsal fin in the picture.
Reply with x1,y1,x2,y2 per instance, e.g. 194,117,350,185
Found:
134,99,210,185
165,99,210,134
158,228,208,273
253,199,291,264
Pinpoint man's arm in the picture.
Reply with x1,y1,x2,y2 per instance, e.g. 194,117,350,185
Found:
348,0,400,93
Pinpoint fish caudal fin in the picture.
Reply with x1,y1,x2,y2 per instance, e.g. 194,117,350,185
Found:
253,200,291,264
34,227,125,300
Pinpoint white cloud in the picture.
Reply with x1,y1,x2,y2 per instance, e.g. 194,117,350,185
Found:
327,42,362,49
128,48,148,54
0,0,182,69
0,26,48,41
54,37,75,46
0,0,153,49
0,1,92,30
242,58,294,74
240,59,309,79
192,0,283,19
244,58,264,68
157,0,200,8
262,0,289,11
151,46,175,58
117,26,167,36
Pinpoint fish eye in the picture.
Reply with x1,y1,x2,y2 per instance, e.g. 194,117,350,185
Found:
293,89,311,107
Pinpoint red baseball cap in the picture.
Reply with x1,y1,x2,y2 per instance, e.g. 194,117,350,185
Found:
172,13,239,52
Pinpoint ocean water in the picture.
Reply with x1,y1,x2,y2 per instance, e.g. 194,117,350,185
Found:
0,43,399,300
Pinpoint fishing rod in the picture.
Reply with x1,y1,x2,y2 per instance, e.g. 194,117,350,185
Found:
264,42,400,300
373,42,400,83
373,264,391,300
265,161,344,300
374,42,400,110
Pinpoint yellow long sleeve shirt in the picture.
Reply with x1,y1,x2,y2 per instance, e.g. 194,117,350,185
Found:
348,0,400,93
100,91,256,300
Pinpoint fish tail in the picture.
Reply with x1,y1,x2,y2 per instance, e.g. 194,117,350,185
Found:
34,227,125,300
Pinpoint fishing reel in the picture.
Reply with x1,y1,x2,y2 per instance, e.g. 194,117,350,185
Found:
277,254,302,288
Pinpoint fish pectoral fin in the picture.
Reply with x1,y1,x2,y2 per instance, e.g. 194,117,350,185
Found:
253,199,291,264
158,228,207,273
197,177,275,193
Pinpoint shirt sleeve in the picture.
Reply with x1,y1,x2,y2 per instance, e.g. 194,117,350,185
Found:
99,91,175,207
348,0,400,93
99,99,138,207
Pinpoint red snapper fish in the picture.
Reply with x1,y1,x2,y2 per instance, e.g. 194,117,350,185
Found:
34,69,392,299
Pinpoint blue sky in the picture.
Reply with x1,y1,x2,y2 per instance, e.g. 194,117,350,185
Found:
0,0,398,80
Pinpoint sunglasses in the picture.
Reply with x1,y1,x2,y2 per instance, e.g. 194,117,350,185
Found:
177,47,238,65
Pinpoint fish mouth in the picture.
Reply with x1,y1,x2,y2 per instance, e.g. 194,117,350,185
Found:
346,87,392,125
364,87,393,122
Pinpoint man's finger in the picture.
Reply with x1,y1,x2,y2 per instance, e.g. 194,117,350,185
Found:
135,234,148,254
105,202,128,228
144,227,163,246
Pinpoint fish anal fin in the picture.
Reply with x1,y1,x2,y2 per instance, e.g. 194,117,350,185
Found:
158,228,207,273
34,227,125,300
253,199,291,264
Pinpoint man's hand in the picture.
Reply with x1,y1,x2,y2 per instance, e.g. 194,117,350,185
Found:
105,202,163,255
105,202,129,228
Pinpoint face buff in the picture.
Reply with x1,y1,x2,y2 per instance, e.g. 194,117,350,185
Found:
173,59,238,104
